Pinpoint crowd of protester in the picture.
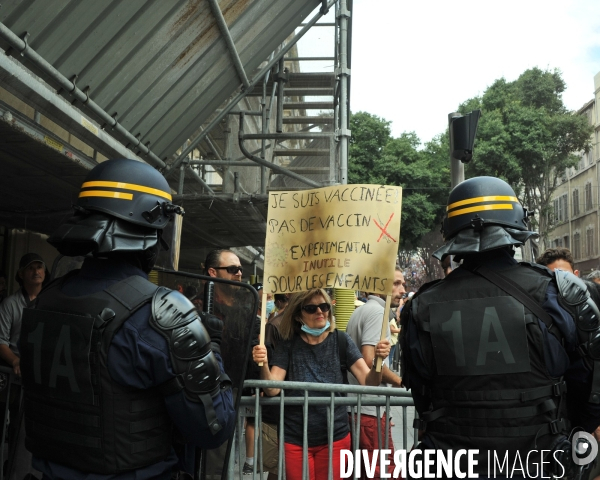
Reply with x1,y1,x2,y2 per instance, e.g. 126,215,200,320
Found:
6,233,600,479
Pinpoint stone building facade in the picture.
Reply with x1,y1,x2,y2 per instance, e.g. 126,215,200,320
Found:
549,71,600,274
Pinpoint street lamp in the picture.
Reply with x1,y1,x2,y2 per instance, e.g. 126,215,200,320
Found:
449,110,481,188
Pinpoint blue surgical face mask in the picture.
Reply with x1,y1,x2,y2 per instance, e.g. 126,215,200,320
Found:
266,300,275,316
301,320,331,337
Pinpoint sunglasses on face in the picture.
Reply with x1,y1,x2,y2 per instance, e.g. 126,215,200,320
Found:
301,303,331,314
214,265,243,274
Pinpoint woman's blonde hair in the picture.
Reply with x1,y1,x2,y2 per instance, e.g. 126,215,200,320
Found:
278,288,335,341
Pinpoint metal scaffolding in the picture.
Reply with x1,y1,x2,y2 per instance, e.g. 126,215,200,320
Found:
170,0,353,196
0,0,353,272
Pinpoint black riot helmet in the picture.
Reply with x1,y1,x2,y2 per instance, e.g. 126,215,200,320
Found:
76,158,182,229
441,176,529,241
49,159,184,266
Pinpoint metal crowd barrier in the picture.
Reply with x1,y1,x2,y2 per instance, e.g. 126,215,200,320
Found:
232,380,417,480
0,363,21,480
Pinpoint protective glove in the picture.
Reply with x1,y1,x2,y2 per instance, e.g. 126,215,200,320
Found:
200,312,223,352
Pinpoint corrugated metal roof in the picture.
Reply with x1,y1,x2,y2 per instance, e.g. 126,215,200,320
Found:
0,0,321,160
0,100,92,233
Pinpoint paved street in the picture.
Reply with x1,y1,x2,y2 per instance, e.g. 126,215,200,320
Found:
390,404,417,451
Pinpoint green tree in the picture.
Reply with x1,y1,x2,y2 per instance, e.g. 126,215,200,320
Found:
348,112,392,184
349,112,450,250
462,68,593,247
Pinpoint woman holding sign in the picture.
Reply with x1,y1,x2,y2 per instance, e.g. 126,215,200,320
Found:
252,288,390,480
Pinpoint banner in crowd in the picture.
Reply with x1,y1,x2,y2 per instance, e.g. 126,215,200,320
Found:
263,184,402,295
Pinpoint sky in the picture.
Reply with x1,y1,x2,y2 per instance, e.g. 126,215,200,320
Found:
300,0,600,145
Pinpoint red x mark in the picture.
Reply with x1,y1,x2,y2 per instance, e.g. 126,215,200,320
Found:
373,214,397,242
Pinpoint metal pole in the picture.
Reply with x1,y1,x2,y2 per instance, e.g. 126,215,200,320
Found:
449,112,464,188
0,53,151,167
186,165,215,194
241,132,331,141
338,0,351,185
260,54,275,195
178,158,187,194
190,160,265,167
0,24,166,168
207,0,250,90
276,58,285,134
222,115,233,193
261,76,268,194
174,193,268,202
239,113,321,188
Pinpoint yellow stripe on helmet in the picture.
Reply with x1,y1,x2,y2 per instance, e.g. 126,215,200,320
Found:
79,190,133,200
81,181,172,201
447,195,518,211
447,204,514,218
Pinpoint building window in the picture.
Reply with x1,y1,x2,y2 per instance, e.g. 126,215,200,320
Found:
586,183,594,211
552,194,568,223
573,189,580,216
563,236,569,249
587,227,596,258
573,232,581,260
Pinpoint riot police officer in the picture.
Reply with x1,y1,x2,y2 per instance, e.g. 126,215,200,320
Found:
19,159,236,479
400,176,600,478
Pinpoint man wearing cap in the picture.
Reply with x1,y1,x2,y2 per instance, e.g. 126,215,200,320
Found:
0,253,46,376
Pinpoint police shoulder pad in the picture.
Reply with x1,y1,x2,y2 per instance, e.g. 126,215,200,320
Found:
152,287,199,330
554,269,589,307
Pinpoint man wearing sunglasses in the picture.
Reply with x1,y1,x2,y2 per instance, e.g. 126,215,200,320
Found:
204,249,245,309
205,249,244,282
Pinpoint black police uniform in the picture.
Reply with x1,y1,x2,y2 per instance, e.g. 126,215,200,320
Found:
18,159,236,479
21,259,236,479
400,177,600,478
402,249,600,474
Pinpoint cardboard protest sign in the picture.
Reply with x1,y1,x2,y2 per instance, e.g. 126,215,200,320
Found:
263,184,402,295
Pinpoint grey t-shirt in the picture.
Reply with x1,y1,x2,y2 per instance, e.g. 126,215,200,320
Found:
346,295,391,417
0,289,28,356
272,331,362,446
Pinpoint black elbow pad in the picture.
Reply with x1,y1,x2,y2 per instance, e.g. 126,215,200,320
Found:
151,287,231,433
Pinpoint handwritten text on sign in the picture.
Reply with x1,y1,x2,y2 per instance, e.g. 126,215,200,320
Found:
263,185,402,294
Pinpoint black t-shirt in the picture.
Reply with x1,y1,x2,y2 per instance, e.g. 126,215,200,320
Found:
272,331,362,446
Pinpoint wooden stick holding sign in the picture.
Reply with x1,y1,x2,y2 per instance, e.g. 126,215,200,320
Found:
258,291,268,367
376,294,392,372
